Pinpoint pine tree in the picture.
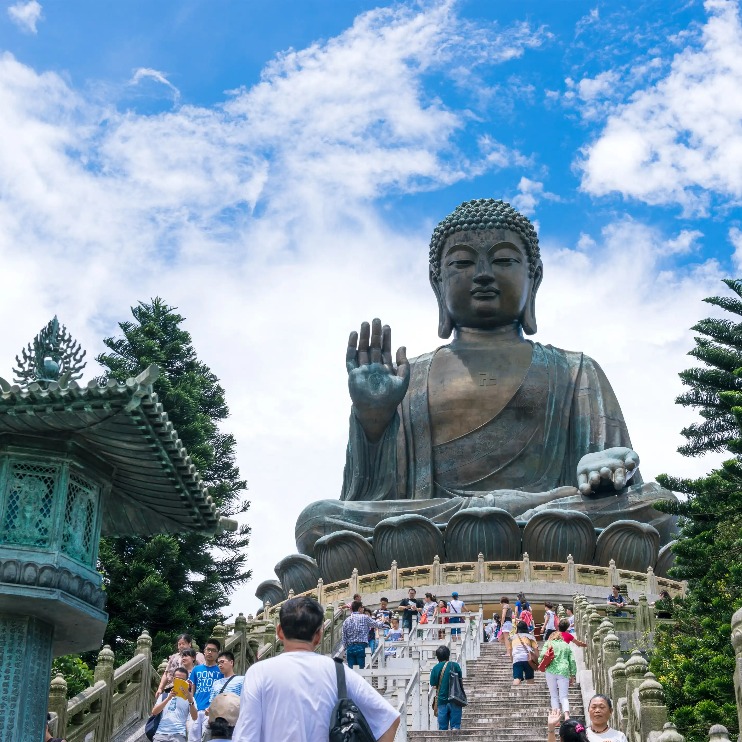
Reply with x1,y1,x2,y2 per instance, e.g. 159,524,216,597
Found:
649,280,742,741
96,298,250,662
675,278,742,456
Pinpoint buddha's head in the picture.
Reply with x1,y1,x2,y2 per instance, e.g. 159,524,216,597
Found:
429,199,543,338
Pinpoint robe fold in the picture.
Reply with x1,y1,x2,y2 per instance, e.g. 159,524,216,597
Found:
341,343,642,502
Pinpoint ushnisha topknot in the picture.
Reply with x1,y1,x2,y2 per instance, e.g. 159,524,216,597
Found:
429,198,541,281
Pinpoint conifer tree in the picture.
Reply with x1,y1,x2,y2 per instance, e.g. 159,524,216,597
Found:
96,298,250,662
649,279,742,741
675,278,742,455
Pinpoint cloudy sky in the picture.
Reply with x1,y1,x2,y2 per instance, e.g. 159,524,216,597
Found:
1,0,740,616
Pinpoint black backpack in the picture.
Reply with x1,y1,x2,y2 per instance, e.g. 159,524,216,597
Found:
329,657,376,742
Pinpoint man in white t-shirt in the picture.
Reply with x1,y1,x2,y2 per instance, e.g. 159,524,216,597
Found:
233,596,400,742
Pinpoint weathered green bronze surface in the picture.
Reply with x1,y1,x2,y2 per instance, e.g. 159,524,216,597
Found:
276,200,677,592
0,319,236,741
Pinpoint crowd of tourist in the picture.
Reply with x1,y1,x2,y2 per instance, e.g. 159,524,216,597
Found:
140,584,632,741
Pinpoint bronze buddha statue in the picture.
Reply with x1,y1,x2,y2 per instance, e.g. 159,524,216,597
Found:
267,199,676,597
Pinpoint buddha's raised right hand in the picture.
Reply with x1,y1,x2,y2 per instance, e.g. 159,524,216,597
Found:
346,318,410,443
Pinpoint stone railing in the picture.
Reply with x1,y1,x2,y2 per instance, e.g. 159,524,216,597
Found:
573,595,741,742
263,554,686,617
46,614,266,742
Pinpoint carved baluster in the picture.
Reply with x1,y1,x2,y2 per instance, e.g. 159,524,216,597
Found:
708,724,732,741
567,554,576,583
657,722,685,741
522,552,531,582
433,555,442,585
212,622,228,652
624,650,648,736
647,565,658,595
234,614,248,673
317,578,324,606
637,594,651,633
601,631,620,697
637,672,668,738
391,560,398,590
609,558,618,586
94,645,115,742
350,568,358,597
731,606,742,738
476,553,484,583
135,630,153,717
48,674,68,738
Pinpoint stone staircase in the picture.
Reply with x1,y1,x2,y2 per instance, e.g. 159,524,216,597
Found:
409,640,584,742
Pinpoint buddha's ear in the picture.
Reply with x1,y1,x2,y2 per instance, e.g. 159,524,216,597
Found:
522,260,543,336
430,268,454,339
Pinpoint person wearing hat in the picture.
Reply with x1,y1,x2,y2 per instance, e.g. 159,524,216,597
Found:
447,592,465,639
207,693,240,741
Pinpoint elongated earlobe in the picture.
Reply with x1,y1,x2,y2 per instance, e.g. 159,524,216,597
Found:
430,270,454,339
521,261,543,336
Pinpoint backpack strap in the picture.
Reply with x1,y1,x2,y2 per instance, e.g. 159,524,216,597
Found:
333,657,348,701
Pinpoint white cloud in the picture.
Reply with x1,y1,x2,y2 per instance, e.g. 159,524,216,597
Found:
730,226,742,272
7,0,41,33
128,68,181,103
0,0,730,620
661,229,704,256
0,3,552,615
579,0,742,210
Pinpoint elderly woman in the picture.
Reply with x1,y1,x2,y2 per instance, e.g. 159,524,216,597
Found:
585,695,627,741
547,709,589,742
539,631,577,720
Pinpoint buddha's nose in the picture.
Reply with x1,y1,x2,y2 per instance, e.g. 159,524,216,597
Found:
473,254,495,282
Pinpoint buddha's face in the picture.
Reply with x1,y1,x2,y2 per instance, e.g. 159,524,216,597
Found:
438,228,533,331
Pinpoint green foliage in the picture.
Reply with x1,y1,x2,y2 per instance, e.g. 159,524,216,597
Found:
650,279,742,741
96,298,250,664
675,279,742,456
51,654,94,698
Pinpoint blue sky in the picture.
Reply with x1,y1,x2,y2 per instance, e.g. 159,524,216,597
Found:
1,0,740,614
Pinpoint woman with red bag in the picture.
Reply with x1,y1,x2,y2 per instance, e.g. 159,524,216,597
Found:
539,632,577,720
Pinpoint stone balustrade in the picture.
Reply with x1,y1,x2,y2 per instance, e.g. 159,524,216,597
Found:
573,595,740,742
260,554,685,618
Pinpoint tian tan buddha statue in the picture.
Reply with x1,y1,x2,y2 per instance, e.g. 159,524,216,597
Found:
263,199,677,601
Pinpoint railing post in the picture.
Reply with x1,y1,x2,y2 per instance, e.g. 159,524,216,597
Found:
567,554,576,583
432,555,442,585
317,578,324,606
637,594,652,633
477,552,485,583
657,722,685,741
647,565,658,594
708,724,732,741
93,645,115,742
48,674,68,738
234,613,248,673
136,630,153,719
609,558,618,586
522,552,531,582
637,672,668,739
212,622,228,651
350,568,359,597
601,630,620,697
391,560,398,590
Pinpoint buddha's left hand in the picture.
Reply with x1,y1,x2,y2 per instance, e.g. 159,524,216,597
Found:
576,447,639,495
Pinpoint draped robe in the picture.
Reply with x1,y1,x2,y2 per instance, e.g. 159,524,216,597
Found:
295,343,673,556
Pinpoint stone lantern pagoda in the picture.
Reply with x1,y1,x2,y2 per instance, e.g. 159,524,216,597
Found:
0,318,236,742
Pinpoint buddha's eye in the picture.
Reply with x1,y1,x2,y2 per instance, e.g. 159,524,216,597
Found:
447,258,475,268
492,257,520,266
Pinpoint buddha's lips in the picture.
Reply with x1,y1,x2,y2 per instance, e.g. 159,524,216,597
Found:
470,288,499,298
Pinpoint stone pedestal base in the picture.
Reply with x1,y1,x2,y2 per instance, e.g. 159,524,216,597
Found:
0,613,54,742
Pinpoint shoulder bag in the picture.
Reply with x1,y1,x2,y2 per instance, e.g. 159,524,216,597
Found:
330,657,375,742
538,644,555,672
431,661,449,714
144,691,168,741
517,636,539,671
447,665,468,707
